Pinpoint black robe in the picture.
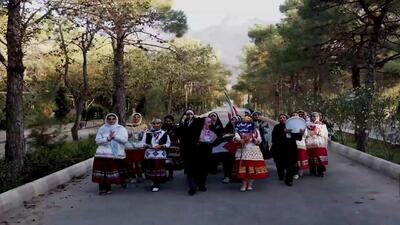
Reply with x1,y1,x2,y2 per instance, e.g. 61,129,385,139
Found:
178,117,204,175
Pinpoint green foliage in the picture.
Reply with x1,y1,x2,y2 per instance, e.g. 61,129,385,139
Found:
161,10,188,37
0,137,96,193
144,87,167,119
23,136,96,182
0,160,23,193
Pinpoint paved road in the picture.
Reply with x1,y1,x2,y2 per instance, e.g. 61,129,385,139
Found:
2,148,399,225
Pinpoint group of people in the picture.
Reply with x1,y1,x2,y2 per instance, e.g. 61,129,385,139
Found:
270,111,329,187
91,109,329,196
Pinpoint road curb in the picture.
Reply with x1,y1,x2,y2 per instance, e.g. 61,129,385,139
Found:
0,157,93,216
328,141,400,180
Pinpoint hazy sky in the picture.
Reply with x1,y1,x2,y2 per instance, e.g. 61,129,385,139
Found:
173,0,286,30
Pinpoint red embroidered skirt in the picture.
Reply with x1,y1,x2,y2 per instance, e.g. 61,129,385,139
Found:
297,148,309,170
92,157,126,184
232,160,269,180
144,159,167,182
124,148,145,176
308,147,328,166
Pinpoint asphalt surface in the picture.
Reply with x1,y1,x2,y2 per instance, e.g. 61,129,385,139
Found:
2,147,400,225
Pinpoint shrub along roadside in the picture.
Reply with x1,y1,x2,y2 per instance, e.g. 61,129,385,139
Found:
0,136,96,193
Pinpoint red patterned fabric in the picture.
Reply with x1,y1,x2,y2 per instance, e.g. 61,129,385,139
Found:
92,157,126,184
124,149,146,177
232,160,269,180
297,148,309,170
223,141,241,155
144,159,167,182
308,147,328,166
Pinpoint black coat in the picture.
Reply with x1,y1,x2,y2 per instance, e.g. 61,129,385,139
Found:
179,117,205,175
271,123,298,157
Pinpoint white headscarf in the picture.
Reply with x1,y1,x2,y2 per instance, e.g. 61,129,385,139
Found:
104,113,120,129
95,113,128,159
131,112,143,126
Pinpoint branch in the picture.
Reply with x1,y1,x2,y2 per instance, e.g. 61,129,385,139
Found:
125,40,174,52
0,51,7,68
376,53,400,68
0,38,7,47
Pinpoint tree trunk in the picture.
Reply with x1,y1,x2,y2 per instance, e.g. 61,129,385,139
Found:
352,65,361,142
355,37,378,152
274,81,280,119
112,36,127,125
71,97,85,141
351,66,361,88
5,0,25,166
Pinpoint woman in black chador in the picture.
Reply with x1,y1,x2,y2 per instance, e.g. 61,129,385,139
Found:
179,110,215,195
271,114,302,186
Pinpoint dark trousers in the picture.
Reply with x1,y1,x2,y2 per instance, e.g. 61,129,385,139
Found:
186,142,211,190
274,149,297,183
99,183,111,191
211,152,235,178
310,165,326,176
153,181,160,188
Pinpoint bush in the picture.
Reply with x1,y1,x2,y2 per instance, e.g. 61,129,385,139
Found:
0,136,96,193
0,160,23,193
23,136,96,182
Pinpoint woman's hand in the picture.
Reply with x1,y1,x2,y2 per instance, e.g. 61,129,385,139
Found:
283,128,292,133
108,131,116,141
153,144,163,149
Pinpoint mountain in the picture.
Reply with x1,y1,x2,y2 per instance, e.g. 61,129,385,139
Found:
187,17,274,87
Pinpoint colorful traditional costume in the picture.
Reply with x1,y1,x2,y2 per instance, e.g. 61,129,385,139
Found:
92,113,128,194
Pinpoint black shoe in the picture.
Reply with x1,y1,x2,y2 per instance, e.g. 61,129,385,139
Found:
317,172,325,177
285,181,293,186
188,188,196,196
198,186,207,192
278,176,284,181
121,183,128,189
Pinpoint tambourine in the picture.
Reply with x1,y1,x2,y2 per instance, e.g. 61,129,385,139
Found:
286,116,306,133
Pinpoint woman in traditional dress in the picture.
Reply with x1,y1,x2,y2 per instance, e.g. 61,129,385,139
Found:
305,112,329,177
124,113,148,183
142,119,171,192
232,115,268,191
92,113,128,194
290,112,308,180
252,111,272,159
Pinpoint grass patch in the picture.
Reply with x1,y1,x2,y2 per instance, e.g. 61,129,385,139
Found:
335,131,400,164
0,136,96,193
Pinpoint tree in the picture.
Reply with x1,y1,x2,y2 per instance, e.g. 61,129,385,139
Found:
299,0,400,151
54,1,100,140
2,0,54,166
86,0,187,125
